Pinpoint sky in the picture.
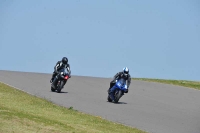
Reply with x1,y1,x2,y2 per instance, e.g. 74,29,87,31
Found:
0,0,200,80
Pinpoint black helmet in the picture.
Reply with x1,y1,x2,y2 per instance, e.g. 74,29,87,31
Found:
62,57,68,65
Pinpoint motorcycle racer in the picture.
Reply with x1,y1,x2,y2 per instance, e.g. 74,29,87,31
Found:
50,57,71,88
108,67,131,102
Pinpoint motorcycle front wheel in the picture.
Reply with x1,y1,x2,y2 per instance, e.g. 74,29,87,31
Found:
57,80,64,93
114,90,122,103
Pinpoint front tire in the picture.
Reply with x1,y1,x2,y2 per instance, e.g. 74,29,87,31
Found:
114,90,122,103
57,80,64,93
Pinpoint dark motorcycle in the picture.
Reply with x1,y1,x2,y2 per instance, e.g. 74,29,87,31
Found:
107,78,128,103
51,68,70,93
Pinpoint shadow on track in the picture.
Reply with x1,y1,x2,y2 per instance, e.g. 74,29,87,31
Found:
50,91,68,94
59,91,68,93
107,101,127,104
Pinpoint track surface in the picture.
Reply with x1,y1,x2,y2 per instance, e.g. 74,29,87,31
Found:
0,70,200,133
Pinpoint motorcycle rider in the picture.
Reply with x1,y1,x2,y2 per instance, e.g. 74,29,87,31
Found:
50,57,71,88
108,67,131,102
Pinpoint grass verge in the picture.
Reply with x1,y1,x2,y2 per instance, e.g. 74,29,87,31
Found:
133,78,200,90
0,82,147,133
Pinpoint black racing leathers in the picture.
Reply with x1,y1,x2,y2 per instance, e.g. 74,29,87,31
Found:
51,61,71,81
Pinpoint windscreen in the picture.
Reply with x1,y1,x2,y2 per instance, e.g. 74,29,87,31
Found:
118,78,126,86
63,68,68,75
60,68,68,75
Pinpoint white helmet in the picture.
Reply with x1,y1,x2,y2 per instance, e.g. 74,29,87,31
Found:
123,67,129,76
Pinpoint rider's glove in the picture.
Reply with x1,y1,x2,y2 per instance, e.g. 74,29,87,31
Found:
124,89,128,93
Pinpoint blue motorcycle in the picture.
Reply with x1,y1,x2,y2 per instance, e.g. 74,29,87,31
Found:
107,78,128,103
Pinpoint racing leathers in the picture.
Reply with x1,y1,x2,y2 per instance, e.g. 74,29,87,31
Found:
51,61,71,88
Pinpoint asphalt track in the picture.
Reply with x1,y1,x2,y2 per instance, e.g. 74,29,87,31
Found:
0,70,200,133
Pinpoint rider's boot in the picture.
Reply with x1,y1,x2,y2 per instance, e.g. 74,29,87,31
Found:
110,93,115,102
50,75,53,83
50,72,57,83
51,76,58,88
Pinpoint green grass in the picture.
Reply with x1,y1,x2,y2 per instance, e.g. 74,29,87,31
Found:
0,82,147,133
133,78,200,90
